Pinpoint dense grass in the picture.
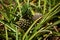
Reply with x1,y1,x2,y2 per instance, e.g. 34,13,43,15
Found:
0,0,60,40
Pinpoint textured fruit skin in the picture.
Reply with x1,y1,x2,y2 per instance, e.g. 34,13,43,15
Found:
32,13,42,20
16,19,31,31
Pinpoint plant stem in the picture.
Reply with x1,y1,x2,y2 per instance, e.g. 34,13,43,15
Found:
43,0,47,14
29,7,35,15
27,0,29,6
45,20,60,30
48,0,51,11
38,0,40,8
53,0,55,5
5,26,8,40
29,28,51,40
16,27,18,40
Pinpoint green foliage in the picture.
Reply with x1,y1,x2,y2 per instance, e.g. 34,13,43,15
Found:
0,0,60,40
